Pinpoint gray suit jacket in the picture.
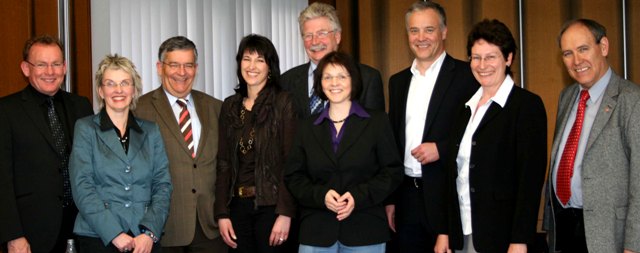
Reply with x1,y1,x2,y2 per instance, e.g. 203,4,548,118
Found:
133,88,223,246
543,71,640,252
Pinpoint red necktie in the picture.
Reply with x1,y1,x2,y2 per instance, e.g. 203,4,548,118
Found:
556,90,590,205
177,99,195,158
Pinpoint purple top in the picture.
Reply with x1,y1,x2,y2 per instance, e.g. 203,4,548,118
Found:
314,102,370,152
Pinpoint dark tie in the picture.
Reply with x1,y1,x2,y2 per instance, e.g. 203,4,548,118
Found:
556,90,590,205
47,97,72,206
177,99,195,158
309,91,323,115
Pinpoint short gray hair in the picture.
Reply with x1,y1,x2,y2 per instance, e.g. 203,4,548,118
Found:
298,2,342,36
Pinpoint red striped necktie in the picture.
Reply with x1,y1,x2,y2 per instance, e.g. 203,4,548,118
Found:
177,99,195,158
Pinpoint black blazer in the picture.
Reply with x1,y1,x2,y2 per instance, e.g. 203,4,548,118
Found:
281,62,385,118
387,54,478,233
285,110,403,247
445,85,547,252
0,86,92,252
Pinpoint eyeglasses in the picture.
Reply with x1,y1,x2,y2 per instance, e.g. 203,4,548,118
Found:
302,30,335,41
102,79,133,88
163,62,196,70
25,61,64,70
469,54,501,64
322,74,350,82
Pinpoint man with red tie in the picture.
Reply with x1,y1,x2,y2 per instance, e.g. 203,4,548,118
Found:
543,19,640,253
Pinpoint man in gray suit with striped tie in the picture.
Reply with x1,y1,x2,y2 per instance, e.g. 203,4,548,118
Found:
543,19,640,253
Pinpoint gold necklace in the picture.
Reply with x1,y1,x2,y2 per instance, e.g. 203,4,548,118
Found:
238,106,255,155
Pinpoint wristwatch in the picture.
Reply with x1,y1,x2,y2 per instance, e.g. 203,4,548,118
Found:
140,227,159,243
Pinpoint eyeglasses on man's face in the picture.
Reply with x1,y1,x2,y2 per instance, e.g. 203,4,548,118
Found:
25,61,64,70
102,79,133,88
302,30,335,41
163,62,196,71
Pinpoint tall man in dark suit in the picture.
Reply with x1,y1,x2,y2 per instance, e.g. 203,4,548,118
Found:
543,19,640,253
0,35,93,253
385,2,477,252
281,2,384,118
133,36,226,253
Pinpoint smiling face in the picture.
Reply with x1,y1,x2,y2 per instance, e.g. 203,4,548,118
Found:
240,50,269,91
470,39,512,89
302,17,341,64
20,44,67,96
407,9,447,67
157,49,197,98
560,24,609,89
99,68,134,114
321,63,352,105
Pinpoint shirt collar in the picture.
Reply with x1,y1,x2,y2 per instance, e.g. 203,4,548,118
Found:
465,74,514,109
308,62,318,77
164,89,193,107
27,84,61,105
99,107,142,133
582,67,611,103
313,101,370,125
410,51,446,77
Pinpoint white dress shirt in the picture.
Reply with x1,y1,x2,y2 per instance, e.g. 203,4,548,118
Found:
456,75,514,235
165,90,202,155
403,52,446,177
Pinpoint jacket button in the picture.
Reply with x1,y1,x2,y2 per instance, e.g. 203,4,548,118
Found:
472,141,476,146
469,164,475,169
192,189,196,193
470,187,476,193
125,166,131,173
125,202,131,208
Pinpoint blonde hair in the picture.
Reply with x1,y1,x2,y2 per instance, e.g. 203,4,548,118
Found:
94,54,143,110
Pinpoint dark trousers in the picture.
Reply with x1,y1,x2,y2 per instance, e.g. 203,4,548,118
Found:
52,204,79,253
77,233,162,253
229,198,289,253
553,198,588,253
162,217,227,253
389,176,436,253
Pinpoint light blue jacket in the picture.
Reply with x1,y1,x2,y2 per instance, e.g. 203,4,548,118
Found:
70,113,172,245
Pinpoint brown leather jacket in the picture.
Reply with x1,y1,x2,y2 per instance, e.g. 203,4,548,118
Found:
214,88,296,219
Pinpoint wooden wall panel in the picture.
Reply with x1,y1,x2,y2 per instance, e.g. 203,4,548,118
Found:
1,0,32,96
70,0,93,101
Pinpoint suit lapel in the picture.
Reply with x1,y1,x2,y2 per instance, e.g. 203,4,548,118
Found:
19,89,58,154
127,118,146,161
192,91,208,160
311,122,338,165
550,85,580,169
424,55,455,134
151,88,193,157
396,69,412,149
336,116,369,158
94,116,129,163
294,63,312,117
585,75,619,152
